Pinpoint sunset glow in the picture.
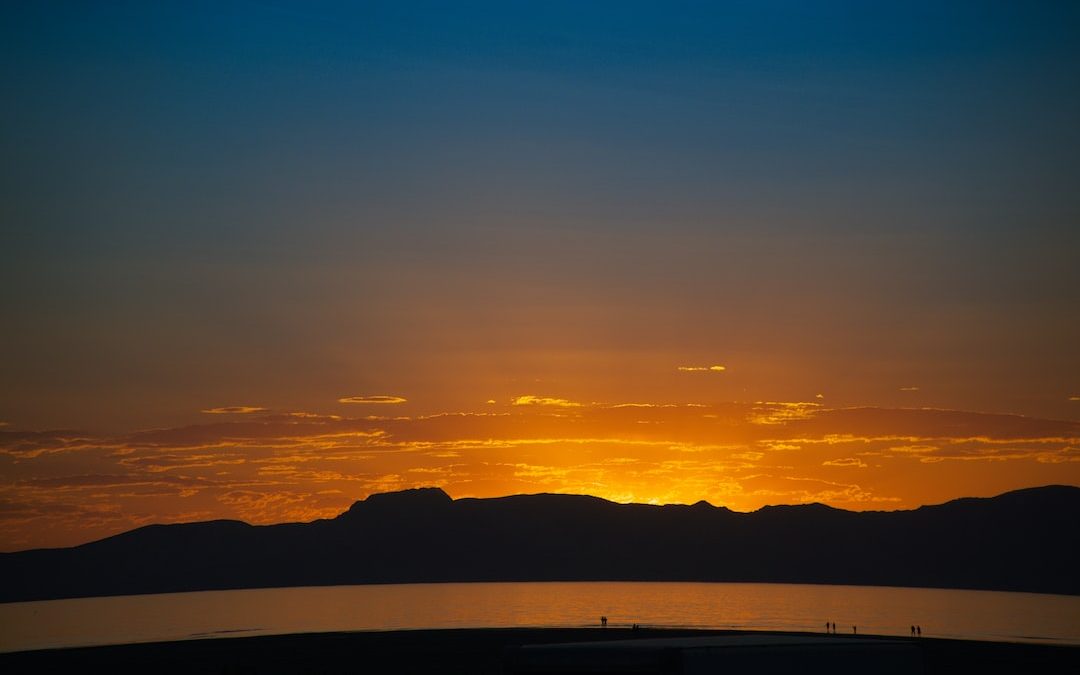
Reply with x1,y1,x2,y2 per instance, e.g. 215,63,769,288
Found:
2,397,1077,550
2,2,1078,553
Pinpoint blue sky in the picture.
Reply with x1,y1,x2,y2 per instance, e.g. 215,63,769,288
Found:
2,1,1079,430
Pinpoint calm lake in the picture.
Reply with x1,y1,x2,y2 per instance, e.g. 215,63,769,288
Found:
1,581,1078,653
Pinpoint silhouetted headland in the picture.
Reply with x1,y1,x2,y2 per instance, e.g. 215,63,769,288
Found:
2,485,1077,602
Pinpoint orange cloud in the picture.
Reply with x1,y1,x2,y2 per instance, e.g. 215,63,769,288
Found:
822,457,868,468
286,411,342,420
201,406,267,414
338,395,407,404
677,365,726,372
749,401,822,425
511,395,583,408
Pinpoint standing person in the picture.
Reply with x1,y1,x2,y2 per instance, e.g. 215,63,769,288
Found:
853,625,857,635
917,625,921,637
911,625,915,637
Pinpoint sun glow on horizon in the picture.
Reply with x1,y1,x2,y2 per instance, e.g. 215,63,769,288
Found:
1,397,1077,551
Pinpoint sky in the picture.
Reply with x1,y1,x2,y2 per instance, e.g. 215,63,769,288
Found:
1,1,1079,550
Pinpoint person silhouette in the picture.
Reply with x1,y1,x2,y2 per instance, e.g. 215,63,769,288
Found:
917,625,921,637
601,616,607,628
826,622,830,633
911,625,915,637
853,625,857,635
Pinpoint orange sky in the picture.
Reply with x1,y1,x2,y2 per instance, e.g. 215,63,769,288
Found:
2,391,1077,551
3,4,1079,552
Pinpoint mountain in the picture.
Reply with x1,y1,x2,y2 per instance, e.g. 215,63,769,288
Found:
1,485,1077,602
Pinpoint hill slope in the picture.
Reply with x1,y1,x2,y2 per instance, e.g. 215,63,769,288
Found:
2,485,1077,602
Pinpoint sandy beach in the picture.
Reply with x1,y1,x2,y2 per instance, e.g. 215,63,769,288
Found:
1,627,1077,674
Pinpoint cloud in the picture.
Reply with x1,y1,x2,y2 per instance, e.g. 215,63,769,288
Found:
511,395,583,408
731,451,765,461
741,475,897,506
215,489,345,524
887,445,939,454
338,395,407,404
1070,396,1080,402
201,406,267,414
0,430,108,457
784,407,1080,441
1039,447,1080,463
284,412,342,420
899,386,920,392
822,458,868,468
119,418,384,449
761,442,802,451
677,365,726,372
749,401,822,425
20,474,216,489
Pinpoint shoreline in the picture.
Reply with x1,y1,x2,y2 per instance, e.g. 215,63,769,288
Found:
5,577,1079,604
2,627,1077,674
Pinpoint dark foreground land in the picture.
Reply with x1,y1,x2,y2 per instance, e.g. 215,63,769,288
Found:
2,628,1078,674
6,485,1079,602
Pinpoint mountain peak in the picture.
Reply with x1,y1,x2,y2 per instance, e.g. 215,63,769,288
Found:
345,486,452,515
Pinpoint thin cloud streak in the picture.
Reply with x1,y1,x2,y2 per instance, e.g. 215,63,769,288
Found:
511,395,583,408
338,395,407,404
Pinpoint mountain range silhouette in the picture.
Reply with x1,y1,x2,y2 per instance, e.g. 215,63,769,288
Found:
2,485,1077,602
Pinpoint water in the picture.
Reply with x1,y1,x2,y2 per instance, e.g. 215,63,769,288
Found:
1,582,1077,653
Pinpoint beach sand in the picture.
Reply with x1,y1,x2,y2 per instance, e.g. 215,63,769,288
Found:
1,627,1077,674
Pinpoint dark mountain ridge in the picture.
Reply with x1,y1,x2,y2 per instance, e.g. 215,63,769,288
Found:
2,485,1077,602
